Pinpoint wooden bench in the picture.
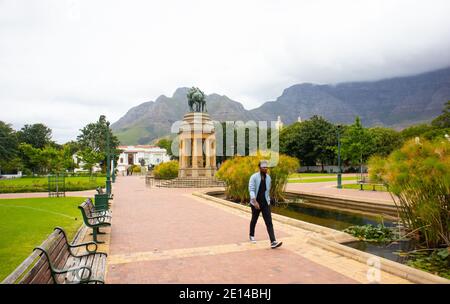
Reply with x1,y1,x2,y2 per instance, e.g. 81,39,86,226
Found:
78,200,112,243
96,186,114,200
85,198,112,217
1,227,107,284
357,180,388,191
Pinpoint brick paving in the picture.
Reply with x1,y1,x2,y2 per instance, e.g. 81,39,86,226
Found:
105,176,411,284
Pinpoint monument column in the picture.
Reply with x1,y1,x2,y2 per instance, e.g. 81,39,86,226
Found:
205,137,211,168
191,134,198,177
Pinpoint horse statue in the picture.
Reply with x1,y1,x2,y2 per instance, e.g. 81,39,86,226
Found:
187,87,207,112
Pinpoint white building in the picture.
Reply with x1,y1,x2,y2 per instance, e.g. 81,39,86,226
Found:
116,145,170,174
72,153,102,173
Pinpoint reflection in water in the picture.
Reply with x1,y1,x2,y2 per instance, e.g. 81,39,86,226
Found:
271,203,395,230
344,240,417,264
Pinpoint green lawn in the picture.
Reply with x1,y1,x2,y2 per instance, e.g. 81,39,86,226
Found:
288,173,337,178
287,176,358,183
342,183,388,192
0,197,85,281
0,176,105,193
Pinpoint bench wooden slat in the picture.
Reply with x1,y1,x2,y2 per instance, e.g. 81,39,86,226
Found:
2,226,107,284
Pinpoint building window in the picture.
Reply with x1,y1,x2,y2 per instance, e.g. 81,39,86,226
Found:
120,158,123,164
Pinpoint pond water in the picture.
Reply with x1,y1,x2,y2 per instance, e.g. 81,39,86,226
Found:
208,191,395,230
344,240,417,263
271,203,395,231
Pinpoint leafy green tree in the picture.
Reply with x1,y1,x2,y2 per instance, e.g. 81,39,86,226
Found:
341,116,374,167
19,143,44,174
77,115,120,172
399,123,434,141
156,138,173,157
1,157,24,174
17,123,53,149
431,100,450,128
40,146,63,173
0,121,19,173
18,143,75,174
367,127,402,157
280,115,336,170
77,148,104,174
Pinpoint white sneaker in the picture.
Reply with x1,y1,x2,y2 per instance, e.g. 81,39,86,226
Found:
249,236,256,243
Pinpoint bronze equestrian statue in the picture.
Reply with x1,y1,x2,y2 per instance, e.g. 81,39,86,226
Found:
187,87,207,112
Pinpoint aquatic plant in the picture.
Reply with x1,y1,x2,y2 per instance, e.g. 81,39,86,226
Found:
406,248,450,279
368,138,450,248
344,224,395,242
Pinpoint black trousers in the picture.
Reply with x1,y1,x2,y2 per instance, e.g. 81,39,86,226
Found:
249,201,276,243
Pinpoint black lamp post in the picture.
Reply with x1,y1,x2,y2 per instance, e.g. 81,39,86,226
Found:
105,121,112,195
337,125,342,189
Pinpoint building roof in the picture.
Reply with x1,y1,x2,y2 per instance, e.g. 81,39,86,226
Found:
118,145,167,153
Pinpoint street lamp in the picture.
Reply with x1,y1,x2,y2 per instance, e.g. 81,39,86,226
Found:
337,124,342,189
111,152,116,183
105,121,112,195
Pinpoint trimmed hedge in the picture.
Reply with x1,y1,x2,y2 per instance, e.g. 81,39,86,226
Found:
0,177,105,193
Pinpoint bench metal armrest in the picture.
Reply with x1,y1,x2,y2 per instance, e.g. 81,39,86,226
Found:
69,241,98,254
88,214,112,220
55,266,92,283
92,209,109,215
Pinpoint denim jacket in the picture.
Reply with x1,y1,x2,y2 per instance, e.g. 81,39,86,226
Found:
248,172,271,206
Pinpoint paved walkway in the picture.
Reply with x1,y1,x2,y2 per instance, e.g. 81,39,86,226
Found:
105,176,410,284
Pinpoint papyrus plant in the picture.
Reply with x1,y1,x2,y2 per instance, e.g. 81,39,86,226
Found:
368,138,450,248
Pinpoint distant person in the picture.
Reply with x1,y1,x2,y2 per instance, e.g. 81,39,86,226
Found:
248,160,282,249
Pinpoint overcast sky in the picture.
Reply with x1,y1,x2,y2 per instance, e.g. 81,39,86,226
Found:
1,0,450,143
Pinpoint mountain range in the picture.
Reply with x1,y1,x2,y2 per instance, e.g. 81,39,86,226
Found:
111,67,450,145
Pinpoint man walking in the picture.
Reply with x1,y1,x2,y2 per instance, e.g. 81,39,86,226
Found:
248,160,283,249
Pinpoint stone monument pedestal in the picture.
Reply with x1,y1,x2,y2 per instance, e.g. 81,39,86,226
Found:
178,112,217,178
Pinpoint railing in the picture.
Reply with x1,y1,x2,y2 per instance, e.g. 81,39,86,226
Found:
145,175,225,188
145,176,170,187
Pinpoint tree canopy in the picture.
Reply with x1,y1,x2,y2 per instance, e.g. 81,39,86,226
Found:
17,123,53,149
280,115,336,168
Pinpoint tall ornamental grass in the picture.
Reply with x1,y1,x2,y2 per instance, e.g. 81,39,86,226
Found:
216,152,299,203
368,138,450,248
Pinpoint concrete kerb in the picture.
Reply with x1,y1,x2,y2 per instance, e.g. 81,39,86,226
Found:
192,190,450,284
289,189,396,205
307,237,450,284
